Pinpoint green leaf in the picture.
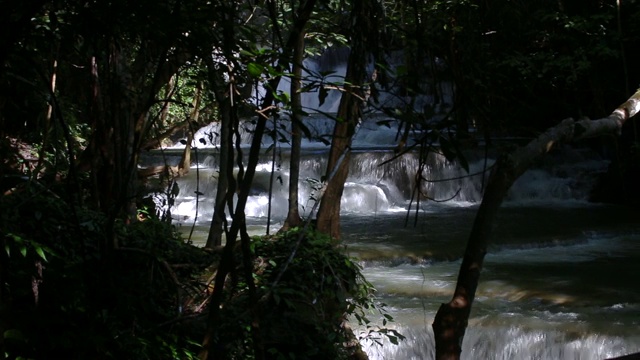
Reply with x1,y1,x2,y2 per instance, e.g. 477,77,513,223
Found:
20,245,27,257
4,329,25,341
239,49,254,57
279,91,290,104
35,246,48,262
247,62,264,78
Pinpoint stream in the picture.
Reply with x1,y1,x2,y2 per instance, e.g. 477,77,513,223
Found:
151,119,640,359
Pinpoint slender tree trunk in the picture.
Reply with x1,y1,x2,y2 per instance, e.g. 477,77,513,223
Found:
432,89,640,360
315,111,356,240
112,43,140,224
34,56,58,178
177,132,193,176
177,81,203,176
316,0,373,240
199,1,318,358
0,236,5,358
160,75,176,126
282,26,306,231
205,63,235,248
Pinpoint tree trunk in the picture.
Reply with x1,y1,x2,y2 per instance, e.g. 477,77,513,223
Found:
0,236,5,358
176,81,203,176
177,132,193,176
85,40,189,225
315,115,356,240
282,26,306,231
160,75,176,126
433,89,640,360
139,75,179,150
34,56,58,178
199,1,319,358
316,0,373,240
205,62,235,249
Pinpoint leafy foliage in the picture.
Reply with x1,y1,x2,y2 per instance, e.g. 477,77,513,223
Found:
1,188,212,359
213,228,401,359
2,0,640,358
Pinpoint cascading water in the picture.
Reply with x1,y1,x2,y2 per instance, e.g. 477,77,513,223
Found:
352,203,640,360
152,123,640,359
150,51,640,359
168,139,485,225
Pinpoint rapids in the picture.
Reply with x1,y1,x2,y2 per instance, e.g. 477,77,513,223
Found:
149,127,640,359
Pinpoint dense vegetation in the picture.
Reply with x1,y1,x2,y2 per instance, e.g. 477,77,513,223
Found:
1,0,639,359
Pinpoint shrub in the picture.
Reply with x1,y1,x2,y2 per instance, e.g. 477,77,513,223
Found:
215,228,401,359
1,190,212,359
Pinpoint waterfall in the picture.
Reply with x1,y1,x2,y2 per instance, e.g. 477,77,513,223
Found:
140,47,640,360
142,124,640,360
166,147,499,224
164,142,608,225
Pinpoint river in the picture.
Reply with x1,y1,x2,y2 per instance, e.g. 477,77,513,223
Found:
157,129,640,359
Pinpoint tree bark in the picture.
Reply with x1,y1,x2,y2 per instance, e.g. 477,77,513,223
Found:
316,0,374,240
433,88,640,360
282,26,306,231
205,62,235,249
199,1,319,358
0,235,5,358
140,75,179,150
176,81,203,176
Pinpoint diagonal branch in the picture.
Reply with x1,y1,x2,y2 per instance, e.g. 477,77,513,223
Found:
433,88,640,360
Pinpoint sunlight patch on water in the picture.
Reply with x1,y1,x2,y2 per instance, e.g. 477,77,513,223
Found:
477,280,577,305
362,264,458,298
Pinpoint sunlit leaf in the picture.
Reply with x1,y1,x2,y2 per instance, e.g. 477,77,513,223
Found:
247,62,264,78
35,246,48,262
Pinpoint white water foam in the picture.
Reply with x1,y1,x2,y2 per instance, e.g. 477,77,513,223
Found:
361,324,640,360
